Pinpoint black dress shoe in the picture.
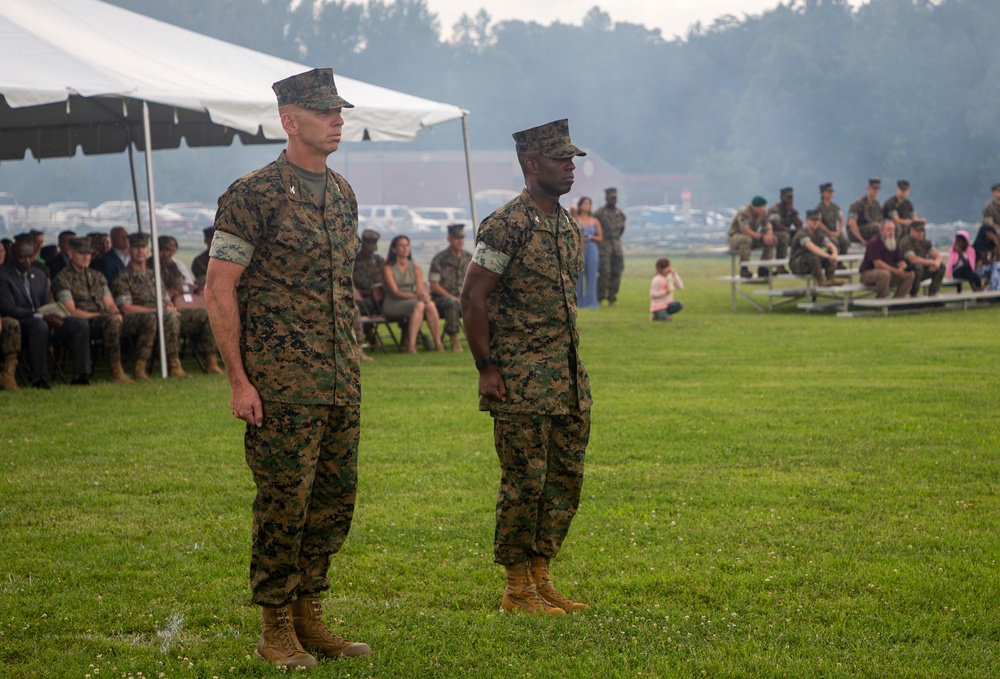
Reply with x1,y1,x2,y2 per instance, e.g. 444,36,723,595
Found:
71,375,90,386
32,379,52,390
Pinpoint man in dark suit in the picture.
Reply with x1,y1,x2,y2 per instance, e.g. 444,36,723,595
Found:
91,226,130,284
0,240,90,388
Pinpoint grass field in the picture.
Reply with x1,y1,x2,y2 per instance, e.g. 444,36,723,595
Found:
2,255,999,678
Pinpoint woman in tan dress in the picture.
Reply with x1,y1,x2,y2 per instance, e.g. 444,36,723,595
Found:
381,235,444,353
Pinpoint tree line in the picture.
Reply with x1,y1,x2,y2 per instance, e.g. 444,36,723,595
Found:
5,0,999,222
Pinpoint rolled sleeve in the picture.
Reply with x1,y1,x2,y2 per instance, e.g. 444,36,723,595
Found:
472,242,510,275
210,231,255,267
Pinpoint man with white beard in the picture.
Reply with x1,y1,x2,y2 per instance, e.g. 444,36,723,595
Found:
858,219,914,298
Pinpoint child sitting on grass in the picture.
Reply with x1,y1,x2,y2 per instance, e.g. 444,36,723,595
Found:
649,257,684,321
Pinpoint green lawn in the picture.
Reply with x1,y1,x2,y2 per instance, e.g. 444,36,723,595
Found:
2,255,999,678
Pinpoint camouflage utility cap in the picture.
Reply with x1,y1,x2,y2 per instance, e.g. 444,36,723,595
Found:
780,187,793,197
868,178,881,188
512,119,586,159
806,209,821,220
128,232,150,247
897,180,910,190
273,68,354,110
68,237,92,254
605,187,617,196
819,182,833,193
361,228,380,242
447,223,466,238
991,182,1000,192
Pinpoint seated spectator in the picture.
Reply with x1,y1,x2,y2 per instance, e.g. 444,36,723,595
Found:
0,244,21,391
353,229,383,316
946,230,982,291
111,232,197,379
649,257,684,321
428,223,472,351
52,237,148,383
898,221,945,296
972,224,1000,290
767,187,801,272
191,227,214,288
148,235,189,294
87,232,111,259
46,230,77,280
0,240,90,388
92,226,131,284
815,183,850,256
788,209,842,286
727,196,774,278
381,234,443,354
858,220,914,298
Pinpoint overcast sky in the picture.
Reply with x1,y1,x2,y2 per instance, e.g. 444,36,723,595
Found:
427,0,865,40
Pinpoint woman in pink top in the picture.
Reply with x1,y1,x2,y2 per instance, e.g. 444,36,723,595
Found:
946,230,983,291
649,257,684,321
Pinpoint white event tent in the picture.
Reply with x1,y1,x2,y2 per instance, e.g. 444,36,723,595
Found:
0,0,476,377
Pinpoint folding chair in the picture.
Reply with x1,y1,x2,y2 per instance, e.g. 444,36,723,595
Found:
367,284,402,352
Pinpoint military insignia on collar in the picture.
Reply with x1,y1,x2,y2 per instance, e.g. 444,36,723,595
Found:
534,216,539,223
290,185,296,195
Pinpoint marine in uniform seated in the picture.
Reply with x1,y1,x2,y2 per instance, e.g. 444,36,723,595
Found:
898,221,944,297
52,237,151,382
847,178,883,245
727,196,774,278
883,180,920,240
815,182,850,255
766,187,801,273
428,223,472,351
788,210,843,287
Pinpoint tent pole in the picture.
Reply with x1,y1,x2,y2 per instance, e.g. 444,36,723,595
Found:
142,101,168,378
461,113,478,241
125,117,144,233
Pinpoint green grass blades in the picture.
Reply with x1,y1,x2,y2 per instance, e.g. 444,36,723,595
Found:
2,254,999,678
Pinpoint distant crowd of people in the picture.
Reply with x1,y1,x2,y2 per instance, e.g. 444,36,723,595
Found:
0,225,222,391
727,179,1000,297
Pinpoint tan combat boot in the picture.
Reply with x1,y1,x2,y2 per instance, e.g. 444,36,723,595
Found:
168,355,191,379
500,560,565,615
256,605,317,669
0,353,19,391
450,334,463,352
109,360,134,383
205,354,225,375
530,556,589,612
133,359,151,381
291,594,371,658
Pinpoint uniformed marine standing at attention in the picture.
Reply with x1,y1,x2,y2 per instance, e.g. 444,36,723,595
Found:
594,186,626,307
461,118,592,616
205,68,370,670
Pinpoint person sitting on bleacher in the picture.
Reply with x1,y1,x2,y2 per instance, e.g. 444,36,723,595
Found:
788,209,842,287
727,196,774,279
946,230,983,291
898,221,945,297
971,224,1000,291
858,220,914,298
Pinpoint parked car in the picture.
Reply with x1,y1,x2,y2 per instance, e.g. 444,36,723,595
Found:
357,204,417,234
88,201,193,234
47,201,91,225
412,207,471,232
164,202,216,230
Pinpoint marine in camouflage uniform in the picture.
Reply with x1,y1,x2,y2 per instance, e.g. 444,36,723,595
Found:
898,222,945,296
593,187,626,305
788,210,839,285
883,180,918,240
206,68,369,666
0,315,19,391
428,223,471,347
767,187,801,265
847,178,883,244
191,227,214,287
352,229,384,316
52,237,150,381
462,119,591,615
727,197,773,277
815,183,850,255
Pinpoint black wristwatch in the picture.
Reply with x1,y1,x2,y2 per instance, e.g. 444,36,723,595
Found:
475,356,495,371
